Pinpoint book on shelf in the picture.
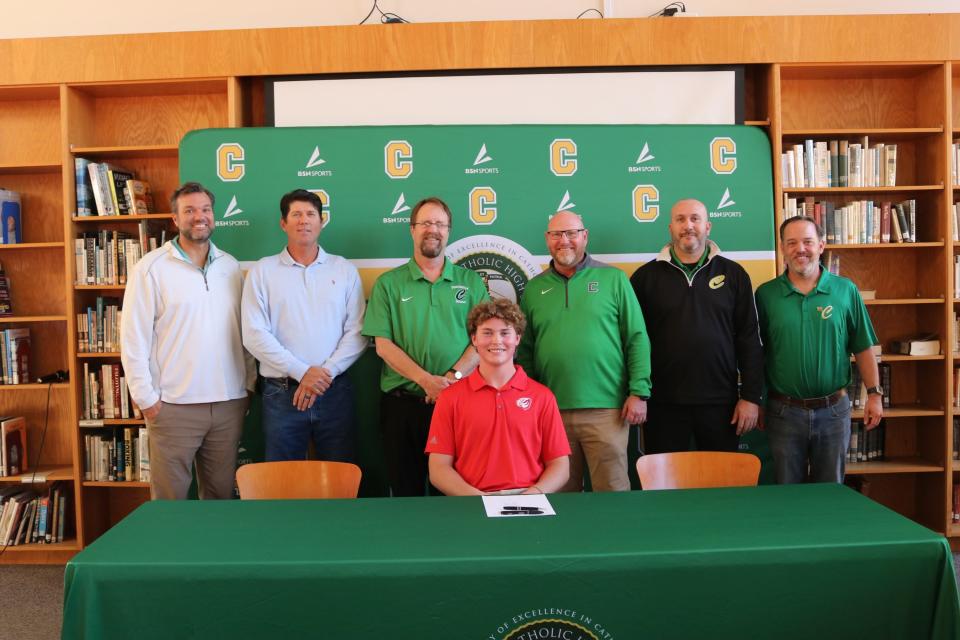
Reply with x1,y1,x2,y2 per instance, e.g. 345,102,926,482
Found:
783,197,916,245
107,168,136,216
81,362,140,420
75,158,96,216
846,362,891,409
75,224,167,286
890,333,940,357
952,142,959,187
781,138,898,189
0,261,12,317
0,328,30,385
953,484,960,525
0,416,27,477
847,420,885,463
0,189,22,245
83,426,149,482
124,179,154,215
87,162,137,216
77,297,121,353
0,481,69,545
953,417,959,460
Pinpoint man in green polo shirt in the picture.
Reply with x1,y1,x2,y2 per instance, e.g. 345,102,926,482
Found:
362,197,488,496
755,216,883,484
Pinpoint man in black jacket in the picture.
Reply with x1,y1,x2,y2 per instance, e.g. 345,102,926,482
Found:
630,198,763,453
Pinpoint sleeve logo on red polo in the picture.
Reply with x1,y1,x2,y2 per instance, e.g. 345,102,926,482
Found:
516,397,532,411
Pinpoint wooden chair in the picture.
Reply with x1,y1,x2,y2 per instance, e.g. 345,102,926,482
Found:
236,461,362,499
636,451,761,490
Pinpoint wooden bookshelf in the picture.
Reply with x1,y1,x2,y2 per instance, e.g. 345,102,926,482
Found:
1,14,960,562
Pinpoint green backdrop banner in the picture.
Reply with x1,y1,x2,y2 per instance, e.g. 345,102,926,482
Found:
179,124,777,492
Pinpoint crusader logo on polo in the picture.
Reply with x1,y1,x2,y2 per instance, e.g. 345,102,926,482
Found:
818,305,834,320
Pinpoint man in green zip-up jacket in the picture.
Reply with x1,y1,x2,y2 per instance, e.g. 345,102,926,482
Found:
517,211,652,492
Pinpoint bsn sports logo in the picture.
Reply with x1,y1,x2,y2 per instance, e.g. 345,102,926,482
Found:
298,146,333,177
216,143,245,182
382,193,411,224
466,143,500,175
556,190,576,213
709,188,743,219
632,185,660,223
628,142,662,173
215,195,250,227
385,140,413,179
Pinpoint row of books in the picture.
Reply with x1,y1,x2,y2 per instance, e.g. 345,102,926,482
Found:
75,158,155,217
81,362,141,420
952,143,960,188
781,138,897,189
954,257,960,300
77,297,121,353
953,485,960,525
953,418,960,461
0,328,30,385
0,416,27,477
74,226,167,286
846,363,891,409
951,203,960,242
0,482,70,546
847,421,886,463
953,317,960,359
783,197,917,244
82,427,149,482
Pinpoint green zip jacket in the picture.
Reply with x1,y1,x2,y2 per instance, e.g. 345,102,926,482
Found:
517,256,652,410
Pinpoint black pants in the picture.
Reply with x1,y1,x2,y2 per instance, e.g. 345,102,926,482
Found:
380,391,440,497
642,401,740,454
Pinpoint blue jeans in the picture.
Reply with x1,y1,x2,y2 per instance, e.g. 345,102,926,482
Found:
765,394,851,484
261,374,356,463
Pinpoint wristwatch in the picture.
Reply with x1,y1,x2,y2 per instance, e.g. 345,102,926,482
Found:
447,368,463,380
865,385,883,396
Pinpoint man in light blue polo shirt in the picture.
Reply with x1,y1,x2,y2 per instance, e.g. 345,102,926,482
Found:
242,189,367,462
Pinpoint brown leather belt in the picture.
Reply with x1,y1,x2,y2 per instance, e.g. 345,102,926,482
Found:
768,389,846,410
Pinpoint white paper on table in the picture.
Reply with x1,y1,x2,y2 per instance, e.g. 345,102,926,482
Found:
482,493,556,518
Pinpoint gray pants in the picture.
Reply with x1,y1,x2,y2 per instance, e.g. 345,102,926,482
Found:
146,398,248,500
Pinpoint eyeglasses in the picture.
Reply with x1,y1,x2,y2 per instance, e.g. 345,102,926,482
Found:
546,229,584,241
411,221,450,230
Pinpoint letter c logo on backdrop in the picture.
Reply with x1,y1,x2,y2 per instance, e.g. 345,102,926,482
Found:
309,189,330,226
216,143,245,182
550,139,578,176
710,137,737,174
632,185,660,222
469,187,498,226
385,140,413,179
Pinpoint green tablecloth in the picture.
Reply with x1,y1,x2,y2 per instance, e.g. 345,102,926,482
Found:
62,484,960,639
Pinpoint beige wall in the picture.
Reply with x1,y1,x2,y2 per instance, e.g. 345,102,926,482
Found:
2,0,956,39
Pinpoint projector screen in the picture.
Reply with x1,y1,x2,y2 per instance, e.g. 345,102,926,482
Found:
266,67,744,127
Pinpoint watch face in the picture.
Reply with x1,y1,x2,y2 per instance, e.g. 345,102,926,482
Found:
454,370,463,380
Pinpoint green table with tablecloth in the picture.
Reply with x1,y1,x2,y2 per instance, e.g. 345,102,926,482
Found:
62,484,960,639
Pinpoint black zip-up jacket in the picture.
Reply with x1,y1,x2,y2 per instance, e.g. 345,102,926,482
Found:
629,242,763,405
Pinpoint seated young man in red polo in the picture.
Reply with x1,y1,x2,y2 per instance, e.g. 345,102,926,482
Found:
426,299,570,495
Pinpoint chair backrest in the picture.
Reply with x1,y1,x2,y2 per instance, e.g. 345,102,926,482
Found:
236,461,362,499
636,451,761,490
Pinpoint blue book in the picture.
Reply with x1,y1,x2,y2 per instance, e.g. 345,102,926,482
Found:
0,190,21,245
75,158,95,216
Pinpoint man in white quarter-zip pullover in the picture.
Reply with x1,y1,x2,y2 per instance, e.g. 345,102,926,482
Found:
121,182,255,500
630,198,763,455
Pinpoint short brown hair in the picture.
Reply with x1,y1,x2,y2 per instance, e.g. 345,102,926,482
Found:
779,215,825,242
467,299,527,337
170,181,215,214
410,197,452,227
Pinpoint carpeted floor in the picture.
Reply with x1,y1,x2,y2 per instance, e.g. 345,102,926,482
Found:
5,556,960,640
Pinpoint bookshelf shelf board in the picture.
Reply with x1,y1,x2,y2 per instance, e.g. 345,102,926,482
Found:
852,354,945,363
73,213,172,222
76,352,121,358
846,458,943,474
781,127,944,139
0,162,61,175
824,242,944,250
950,525,960,538
0,315,67,323
851,407,944,419
864,298,944,306
82,481,150,488
74,285,125,291
72,79,226,98
70,145,178,159
744,119,770,127
782,186,943,194
3,539,79,552
0,242,65,251
0,383,68,391
79,419,145,427
0,466,74,483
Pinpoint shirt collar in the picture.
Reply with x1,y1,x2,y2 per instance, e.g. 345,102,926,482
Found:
548,253,591,279
656,240,721,264
170,237,220,266
467,365,530,392
778,265,832,296
407,257,454,282
280,245,327,267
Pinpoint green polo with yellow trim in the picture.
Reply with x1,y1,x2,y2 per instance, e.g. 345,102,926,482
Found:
755,268,877,399
362,258,489,395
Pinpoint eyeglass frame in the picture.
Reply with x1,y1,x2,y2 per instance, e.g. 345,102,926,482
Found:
545,228,586,241
411,220,451,230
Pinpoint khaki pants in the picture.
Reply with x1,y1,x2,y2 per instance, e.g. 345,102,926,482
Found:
146,398,247,500
560,408,630,492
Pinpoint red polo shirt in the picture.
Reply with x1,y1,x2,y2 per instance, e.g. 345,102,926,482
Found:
425,365,571,493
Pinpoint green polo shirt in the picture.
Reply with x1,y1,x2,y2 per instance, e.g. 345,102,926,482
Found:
362,258,489,394
755,268,877,399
